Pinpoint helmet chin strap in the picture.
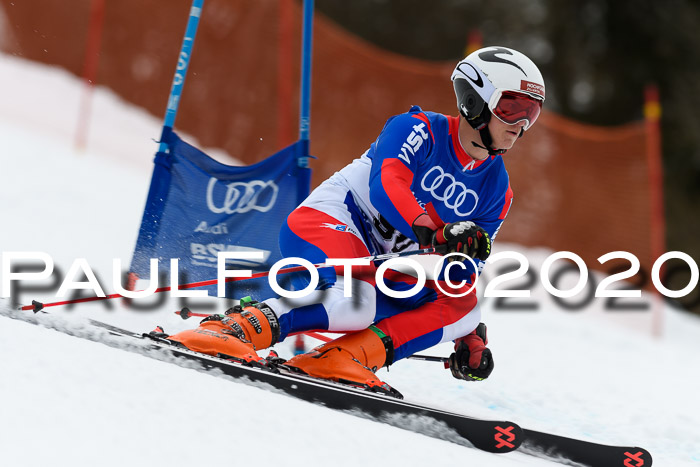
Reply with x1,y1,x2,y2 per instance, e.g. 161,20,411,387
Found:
470,125,526,156
472,126,506,156
459,103,507,156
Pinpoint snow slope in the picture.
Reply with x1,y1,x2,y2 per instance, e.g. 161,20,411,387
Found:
1,54,699,466
0,314,513,467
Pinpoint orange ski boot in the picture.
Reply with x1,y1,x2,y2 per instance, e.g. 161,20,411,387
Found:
283,326,401,397
166,297,280,368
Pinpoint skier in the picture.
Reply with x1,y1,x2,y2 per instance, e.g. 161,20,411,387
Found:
167,46,545,392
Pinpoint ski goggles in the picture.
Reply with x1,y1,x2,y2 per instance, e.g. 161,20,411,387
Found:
489,90,543,130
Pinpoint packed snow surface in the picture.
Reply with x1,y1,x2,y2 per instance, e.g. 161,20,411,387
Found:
1,54,699,466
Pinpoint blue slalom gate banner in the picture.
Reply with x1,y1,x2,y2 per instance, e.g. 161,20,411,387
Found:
130,128,311,298
129,0,315,300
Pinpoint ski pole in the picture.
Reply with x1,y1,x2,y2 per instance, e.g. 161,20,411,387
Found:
302,332,450,367
296,331,450,366
20,246,446,312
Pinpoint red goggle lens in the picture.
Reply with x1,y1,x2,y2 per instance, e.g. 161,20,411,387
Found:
492,91,542,129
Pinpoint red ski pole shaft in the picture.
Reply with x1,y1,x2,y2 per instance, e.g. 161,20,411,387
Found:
20,246,443,313
20,265,308,312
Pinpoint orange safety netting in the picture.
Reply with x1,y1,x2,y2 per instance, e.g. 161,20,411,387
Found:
1,0,656,275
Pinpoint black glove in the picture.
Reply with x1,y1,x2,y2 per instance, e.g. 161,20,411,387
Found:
411,213,491,261
412,214,491,261
412,213,440,246
439,221,491,261
449,323,494,381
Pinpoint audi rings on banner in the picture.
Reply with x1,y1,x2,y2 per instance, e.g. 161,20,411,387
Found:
420,166,479,217
206,178,279,214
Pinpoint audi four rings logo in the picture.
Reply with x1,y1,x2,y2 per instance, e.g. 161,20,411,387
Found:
206,177,279,214
420,166,479,216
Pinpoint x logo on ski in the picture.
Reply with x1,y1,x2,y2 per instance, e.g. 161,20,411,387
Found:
623,451,646,467
494,425,517,450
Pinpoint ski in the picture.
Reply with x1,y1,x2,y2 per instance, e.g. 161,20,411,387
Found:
87,319,655,466
85,319,521,454
8,310,652,465
522,430,653,467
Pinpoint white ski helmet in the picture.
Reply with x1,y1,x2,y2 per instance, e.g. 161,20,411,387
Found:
451,46,545,153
